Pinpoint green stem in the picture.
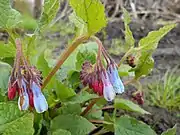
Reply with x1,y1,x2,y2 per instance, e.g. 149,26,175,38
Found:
42,35,89,90
118,47,134,67
89,119,113,125
131,79,143,94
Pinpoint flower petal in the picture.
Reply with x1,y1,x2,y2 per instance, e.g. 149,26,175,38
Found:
103,84,115,101
101,71,115,101
8,84,17,100
107,65,124,94
18,79,29,110
91,80,103,96
101,71,111,86
28,91,34,107
18,91,29,110
33,94,48,113
31,81,48,113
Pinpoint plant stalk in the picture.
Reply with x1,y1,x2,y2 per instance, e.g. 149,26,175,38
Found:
80,98,100,116
42,35,89,89
118,47,134,67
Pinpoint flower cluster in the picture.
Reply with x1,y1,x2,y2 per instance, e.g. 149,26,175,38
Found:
80,42,124,101
8,39,48,113
132,91,144,105
126,55,136,68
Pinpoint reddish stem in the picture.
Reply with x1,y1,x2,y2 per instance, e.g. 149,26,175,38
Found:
80,98,100,116
42,35,89,89
123,79,135,85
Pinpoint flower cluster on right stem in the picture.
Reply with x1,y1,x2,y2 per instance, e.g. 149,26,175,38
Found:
80,37,125,101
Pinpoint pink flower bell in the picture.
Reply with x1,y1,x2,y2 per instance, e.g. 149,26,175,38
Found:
101,71,115,101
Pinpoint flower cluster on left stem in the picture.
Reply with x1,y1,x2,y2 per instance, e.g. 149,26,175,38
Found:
8,39,48,113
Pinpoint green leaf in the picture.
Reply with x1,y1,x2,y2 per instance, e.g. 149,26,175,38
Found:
76,49,96,70
114,98,150,114
0,43,16,58
0,0,22,28
0,102,27,133
55,82,76,100
70,0,107,35
37,51,51,78
36,51,55,105
69,12,87,36
123,8,135,48
33,113,43,135
0,89,6,102
37,52,76,103
125,25,135,48
39,0,60,28
68,70,81,89
122,8,131,24
51,114,95,135
118,64,134,77
85,105,102,120
52,129,71,135
103,112,114,132
134,51,154,79
64,41,98,70
59,41,98,80
139,24,176,50
20,15,38,30
3,113,34,135
114,116,156,135
0,62,12,91
161,125,177,135
65,91,98,104
132,24,176,79
57,104,81,115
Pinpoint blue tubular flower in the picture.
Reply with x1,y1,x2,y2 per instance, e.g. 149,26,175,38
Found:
107,64,124,94
101,71,115,101
31,81,48,113
18,79,29,110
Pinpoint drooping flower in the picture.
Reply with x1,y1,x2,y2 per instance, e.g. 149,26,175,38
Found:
31,81,48,113
8,39,48,113
107,64,124,94
101,71,115,101
80,38,125,101
80,61,104,96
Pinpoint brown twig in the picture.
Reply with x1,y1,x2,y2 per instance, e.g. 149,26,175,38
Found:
80,98,100,116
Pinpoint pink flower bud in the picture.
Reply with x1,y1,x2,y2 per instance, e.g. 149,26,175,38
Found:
91,79,103,96
8,82,18,100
